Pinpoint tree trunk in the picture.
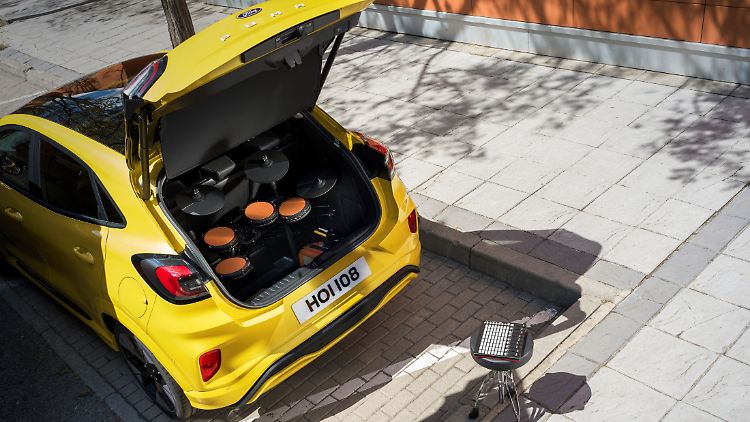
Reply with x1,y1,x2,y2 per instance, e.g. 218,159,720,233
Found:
161,0,195,48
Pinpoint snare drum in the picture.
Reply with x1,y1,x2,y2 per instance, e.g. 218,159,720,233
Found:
214,256,252,280
279,197,311,223
203,226,238,252
244,201,278,227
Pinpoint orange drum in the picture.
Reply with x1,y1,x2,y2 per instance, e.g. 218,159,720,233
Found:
279,197,311,223
214,257,252,280
203,226,238,251
244,201,278,227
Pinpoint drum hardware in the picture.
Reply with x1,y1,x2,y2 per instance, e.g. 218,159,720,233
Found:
176,185,225,216
279,197,311,223
244,201,278,227
244,150,290,183
296,167,338,199
214,256,253,281
203,226,239,253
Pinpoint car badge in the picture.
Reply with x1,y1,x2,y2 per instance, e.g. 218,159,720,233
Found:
237,8,262,19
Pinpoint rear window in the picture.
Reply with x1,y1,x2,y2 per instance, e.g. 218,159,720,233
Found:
16,89,125,154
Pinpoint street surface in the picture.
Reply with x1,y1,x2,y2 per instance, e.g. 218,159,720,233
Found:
1,0,750,420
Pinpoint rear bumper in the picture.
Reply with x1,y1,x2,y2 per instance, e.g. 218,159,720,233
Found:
233,264,419,408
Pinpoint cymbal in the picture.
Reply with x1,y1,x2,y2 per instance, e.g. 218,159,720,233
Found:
176,185,225,216
244,150,289,183
297,167,337,199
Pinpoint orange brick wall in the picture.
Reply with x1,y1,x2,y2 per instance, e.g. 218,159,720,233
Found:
375,0,750,48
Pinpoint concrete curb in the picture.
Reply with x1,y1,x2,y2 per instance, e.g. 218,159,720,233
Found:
419,218,622,307
0,47,82,89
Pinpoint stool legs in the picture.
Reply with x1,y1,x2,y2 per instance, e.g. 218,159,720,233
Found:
468,370,521,421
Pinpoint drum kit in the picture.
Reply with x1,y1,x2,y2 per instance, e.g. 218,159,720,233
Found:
176,147,339,282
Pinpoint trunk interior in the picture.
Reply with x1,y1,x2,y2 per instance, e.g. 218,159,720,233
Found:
159,114,378,307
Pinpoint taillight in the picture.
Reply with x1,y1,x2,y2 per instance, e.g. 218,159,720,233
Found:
132,255,209,303
199,349,221,382
408,209,418,233
353,131,396,180
123,56,168,99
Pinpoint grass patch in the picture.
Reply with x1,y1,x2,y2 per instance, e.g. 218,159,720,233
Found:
0,43,7,51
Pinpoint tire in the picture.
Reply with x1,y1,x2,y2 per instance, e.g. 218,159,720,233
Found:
115,325,196,420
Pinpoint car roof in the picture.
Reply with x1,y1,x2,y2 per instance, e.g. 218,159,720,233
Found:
11,54,164,154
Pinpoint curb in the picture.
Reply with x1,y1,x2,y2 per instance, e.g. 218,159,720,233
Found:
419,218,621,307
0,47,82,89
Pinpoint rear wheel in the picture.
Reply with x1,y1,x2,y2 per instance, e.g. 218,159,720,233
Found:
115,325,196,420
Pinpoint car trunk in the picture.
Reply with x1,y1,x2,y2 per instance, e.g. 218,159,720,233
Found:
122,1,377,307
158,114,379,307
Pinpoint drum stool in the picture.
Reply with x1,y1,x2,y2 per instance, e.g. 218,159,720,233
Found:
468,322,534,421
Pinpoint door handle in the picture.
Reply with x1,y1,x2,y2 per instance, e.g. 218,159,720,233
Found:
3,207,23,222
73,246,95,265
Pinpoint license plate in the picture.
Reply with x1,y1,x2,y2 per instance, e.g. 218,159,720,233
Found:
292,257,372,323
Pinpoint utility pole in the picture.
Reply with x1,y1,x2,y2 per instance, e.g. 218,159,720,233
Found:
161,0,195,48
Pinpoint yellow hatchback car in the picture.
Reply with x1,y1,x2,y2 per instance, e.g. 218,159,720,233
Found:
0,0,420,418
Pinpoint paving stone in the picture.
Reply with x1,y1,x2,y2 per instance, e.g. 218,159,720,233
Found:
555,115,617,147
536,169,612,210
584,184,666,226
583,259,646,290
682,78,738,96
570,313,642,364
619,159,693,198
653,243,717,286
685,356,750,421
490,158,565,193
657,88,726,116
587,98,651,125
447,147,516,181
614,80,677,106
708,96,750,124
650,289,750,353
393,156,443,190
550,212,631,256
661,402,723,422
433,205,493,233
614,294,663,324
727,327,750,366
558,366,674,421
567,148,642,181
721,186,750,219
569,74,633,99
640,199,714,240
675,173,746,211
444,118,510,147
604,228,682,274
455,182,528,219
691,254,750,309
498,196,578,237
689,213,748,251
526,353,598,412
609,327,716,399
416,169,483,204
733,84,750,99
410,192,449,220
634,277,681,304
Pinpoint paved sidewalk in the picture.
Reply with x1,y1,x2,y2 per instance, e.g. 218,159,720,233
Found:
2,1,750,420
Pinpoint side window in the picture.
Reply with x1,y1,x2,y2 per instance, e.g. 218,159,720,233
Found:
39,140,99,219
0,129,32,191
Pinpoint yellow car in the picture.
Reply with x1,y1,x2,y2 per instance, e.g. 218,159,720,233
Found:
0,0,420,418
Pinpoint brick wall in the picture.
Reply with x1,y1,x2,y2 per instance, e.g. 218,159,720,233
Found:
375,0,750,48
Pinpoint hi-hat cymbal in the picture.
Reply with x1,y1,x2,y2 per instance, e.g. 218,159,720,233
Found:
244,150,289,183
297,167,337,199
176,185,225,216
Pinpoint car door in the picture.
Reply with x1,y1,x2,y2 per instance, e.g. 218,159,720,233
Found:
27,137,113,320
0,126,45,273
